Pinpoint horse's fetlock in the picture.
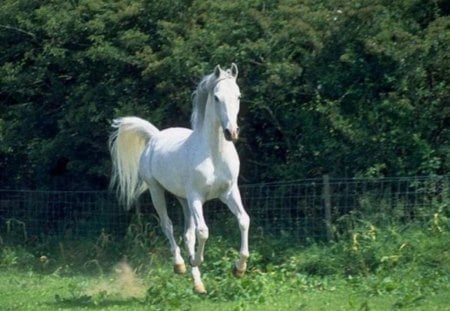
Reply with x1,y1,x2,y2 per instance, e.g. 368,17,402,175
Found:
241,251,250,260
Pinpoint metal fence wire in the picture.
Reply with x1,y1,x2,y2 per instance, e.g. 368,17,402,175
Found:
0,175,448,243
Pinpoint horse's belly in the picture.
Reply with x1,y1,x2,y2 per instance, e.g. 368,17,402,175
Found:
141,128,192,198
151,155,190,198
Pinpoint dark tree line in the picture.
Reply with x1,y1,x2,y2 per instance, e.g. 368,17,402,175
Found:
0,0,449,190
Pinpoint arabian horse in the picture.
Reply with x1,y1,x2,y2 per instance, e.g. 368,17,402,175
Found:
109,64,249,293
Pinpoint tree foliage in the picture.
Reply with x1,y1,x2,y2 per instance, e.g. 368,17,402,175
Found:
0,0,449,189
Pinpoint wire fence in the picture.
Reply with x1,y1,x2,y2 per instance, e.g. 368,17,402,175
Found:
0,175,448,244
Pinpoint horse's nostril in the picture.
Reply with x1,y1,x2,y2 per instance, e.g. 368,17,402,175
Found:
236,127,240,134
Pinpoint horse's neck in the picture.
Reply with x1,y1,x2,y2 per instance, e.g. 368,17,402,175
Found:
199,100,233,161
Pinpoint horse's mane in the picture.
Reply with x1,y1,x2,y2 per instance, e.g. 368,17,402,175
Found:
190,73,216,130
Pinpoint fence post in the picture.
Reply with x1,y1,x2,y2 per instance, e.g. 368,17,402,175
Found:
323,175,333,242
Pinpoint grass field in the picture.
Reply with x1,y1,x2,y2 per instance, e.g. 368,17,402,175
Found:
1,260,449,311
1,213,449,310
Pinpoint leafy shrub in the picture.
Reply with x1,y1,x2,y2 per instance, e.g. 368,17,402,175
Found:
0,246,35,268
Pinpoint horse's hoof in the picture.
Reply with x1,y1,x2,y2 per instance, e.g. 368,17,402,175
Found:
193,282,207,294
173,263,187,274
232,265,246,278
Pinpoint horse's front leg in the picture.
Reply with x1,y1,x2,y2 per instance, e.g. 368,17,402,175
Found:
221,185,250,277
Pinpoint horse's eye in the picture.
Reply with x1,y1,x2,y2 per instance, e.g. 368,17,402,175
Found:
214,95,220,102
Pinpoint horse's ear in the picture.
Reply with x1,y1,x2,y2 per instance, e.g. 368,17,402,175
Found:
231,63,238,78
214,65,222,78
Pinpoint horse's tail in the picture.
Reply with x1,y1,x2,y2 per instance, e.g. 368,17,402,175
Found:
109,117,159,210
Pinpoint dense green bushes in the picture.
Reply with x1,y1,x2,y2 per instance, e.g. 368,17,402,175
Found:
1,0,449,189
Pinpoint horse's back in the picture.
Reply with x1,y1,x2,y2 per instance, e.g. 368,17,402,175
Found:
154,127,192,149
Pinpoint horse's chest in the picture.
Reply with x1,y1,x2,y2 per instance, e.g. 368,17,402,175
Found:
194,160,234,199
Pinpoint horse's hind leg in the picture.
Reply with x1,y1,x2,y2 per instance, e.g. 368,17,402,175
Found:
177,197,196,266
178,197,206,294
148,181,186,274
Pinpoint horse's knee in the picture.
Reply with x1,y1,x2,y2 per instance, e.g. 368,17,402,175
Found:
196,227,209,241
239,213,250,231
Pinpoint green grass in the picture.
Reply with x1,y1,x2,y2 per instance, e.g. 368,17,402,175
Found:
0,267,449,311
1,211,450,310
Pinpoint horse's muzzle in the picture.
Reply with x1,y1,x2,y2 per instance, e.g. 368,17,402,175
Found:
224,127,239,143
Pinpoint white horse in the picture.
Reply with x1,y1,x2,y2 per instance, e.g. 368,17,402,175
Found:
109,64,250,293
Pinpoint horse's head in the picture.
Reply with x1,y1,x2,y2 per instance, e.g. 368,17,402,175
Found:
212,63,241,143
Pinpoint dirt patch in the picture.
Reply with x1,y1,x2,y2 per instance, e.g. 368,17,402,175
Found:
87,261,147,299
